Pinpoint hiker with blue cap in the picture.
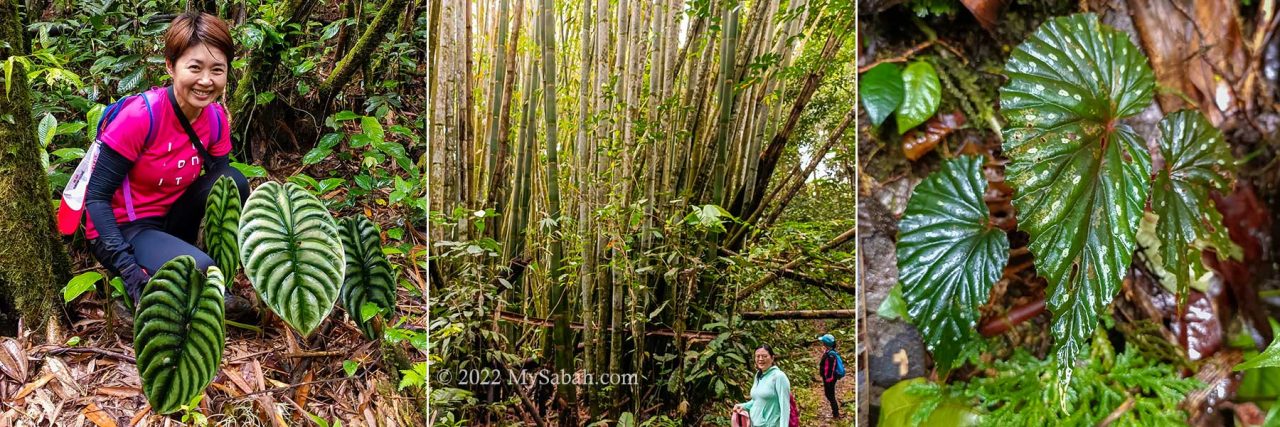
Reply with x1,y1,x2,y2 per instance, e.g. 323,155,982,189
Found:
818,333,846,418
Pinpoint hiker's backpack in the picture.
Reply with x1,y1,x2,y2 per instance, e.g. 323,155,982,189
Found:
56,92,158,235
831,349,846,380
789,393,800,427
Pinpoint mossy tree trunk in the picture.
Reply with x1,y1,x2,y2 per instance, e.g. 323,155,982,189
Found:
226,0,319,159
317,0,413,106
0,0,72,336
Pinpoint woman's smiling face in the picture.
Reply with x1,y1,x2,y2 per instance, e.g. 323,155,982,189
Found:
754,348,773,371
166,43,227,118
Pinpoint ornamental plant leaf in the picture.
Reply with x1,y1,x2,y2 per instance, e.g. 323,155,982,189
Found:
897,156,1009,371
1236,320,1280,372
203,176,241,277
999,13,1155,384
1235,339,1280,372
239,182,345,336
1151,110,1236,296
338,215,397,339
133,256,225,414
879,378,980,427
897,61,941,134
860,63,904,127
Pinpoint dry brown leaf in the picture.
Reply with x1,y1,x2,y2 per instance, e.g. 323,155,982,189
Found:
82,403,118,427
1129,0,1248,124
209,382,241,397
43,357,82,399
127,405,149,427
1,408,19,427
256,395,288,427
94,386,139,398
252,360,266,393
902,111,966,161
13,373,54,401
294,370,314,421
222,367,254,395
959,0,1003,32
29,388,56,424
0,338,27,383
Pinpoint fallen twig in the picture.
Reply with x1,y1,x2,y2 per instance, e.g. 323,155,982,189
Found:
282,351,344,359
1098,397,1135,427
40,346,135,364
858,40,935,73
224,376,360,399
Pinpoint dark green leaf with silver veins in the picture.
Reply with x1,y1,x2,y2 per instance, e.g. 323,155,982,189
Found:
1151,110,1237,296
339,215,396,339
203,176,241,276
897,156,1009,371
999,13,1155,384
133,256,225,414
239,181,345,336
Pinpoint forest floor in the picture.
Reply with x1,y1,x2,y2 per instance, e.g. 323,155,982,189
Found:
0,151,426,426
0,297,415,426
859,0,1280,425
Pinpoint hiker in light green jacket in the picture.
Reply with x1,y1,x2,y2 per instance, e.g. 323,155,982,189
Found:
731,345,792,427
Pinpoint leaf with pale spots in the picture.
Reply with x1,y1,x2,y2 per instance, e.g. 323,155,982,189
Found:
999,13,1155,386
1152,110,1238,297
896,156,1009,372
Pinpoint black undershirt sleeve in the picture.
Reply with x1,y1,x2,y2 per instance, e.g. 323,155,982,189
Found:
208,153,229,171
85,143,138,271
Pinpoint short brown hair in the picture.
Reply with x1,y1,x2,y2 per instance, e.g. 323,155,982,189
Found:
164,12,234,65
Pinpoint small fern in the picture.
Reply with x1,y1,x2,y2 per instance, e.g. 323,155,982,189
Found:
900,332,1200,426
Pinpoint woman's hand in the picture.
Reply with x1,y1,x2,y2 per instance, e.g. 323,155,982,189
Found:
119,262,150,304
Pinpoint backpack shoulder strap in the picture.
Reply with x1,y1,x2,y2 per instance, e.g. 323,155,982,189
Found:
138,91,158,151
213,102,225,144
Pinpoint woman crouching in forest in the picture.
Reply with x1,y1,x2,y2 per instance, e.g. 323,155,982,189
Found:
731,345,793,427
74,11,251,316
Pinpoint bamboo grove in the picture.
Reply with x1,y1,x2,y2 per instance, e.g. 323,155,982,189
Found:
429,0,858,422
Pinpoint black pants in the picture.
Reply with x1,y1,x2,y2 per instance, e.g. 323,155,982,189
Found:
90,163,249,276
824,380,839,417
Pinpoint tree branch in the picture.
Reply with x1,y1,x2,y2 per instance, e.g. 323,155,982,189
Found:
741,309,858,320
735,225,856,301
318,0,413,105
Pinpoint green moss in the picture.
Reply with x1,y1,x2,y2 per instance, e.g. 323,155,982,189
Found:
0,0,73,335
